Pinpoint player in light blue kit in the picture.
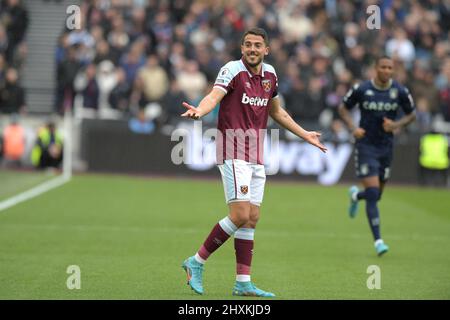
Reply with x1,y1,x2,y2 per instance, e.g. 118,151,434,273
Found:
338,56,416,256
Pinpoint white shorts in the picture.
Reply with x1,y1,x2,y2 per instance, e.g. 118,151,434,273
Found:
218,159,266,206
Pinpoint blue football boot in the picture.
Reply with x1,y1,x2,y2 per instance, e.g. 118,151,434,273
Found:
232,281,275,297
182,256,204,295
375,241,389,256
348,185,359,218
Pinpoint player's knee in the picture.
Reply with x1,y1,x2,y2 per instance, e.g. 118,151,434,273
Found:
250,214,259,224
365,187,380,202
235,212,250,226
249,205,260,222
247,214,259,228
229,203,251,226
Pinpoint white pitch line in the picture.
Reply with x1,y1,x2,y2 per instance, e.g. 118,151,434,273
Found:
0,175,70,212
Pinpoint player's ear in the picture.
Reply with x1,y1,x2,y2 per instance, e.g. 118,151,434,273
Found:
264,47,269,56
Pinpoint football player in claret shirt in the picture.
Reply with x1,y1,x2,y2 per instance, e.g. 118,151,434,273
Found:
180,28,327,297
338,56,416,256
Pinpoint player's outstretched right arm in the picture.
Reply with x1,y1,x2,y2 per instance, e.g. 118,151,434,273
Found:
181,88,226,120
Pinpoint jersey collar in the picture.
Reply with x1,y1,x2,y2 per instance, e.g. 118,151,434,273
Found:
240,58,265,77
371,78,393,91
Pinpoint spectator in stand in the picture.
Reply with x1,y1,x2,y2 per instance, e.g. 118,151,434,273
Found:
120,43,145,85
0,0,28,63
195,44,222,83
67,18,95,66
108,67,131,114
138,55,169,106
90,25,104,45
430,41,449,77
1,114,25,167
436,58,450,121
107,14,130,58
162,80,188,125
97,60,117,112
129,7,147,43
408,62,440,115
31,120,63,170
150,10,173,45
295,45,313,84
345,45,367,80
386,28,416,68
93,40,118,66
435,56,450,90
0,67,25,114
287,76,325,130
128,108,155,135
55,33,70,66
0,24,8,57
78,63,100,111
277,3,313,43
176,60,207,103
67,23,95,49
440,85,450,122
415,96,433,133
0,53,6,88
10,40,26,73
55,45,80,114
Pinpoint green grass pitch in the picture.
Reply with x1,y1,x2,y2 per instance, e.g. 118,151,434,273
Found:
0,173,449,299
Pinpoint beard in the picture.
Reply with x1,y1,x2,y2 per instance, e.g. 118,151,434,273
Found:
244,54,263,67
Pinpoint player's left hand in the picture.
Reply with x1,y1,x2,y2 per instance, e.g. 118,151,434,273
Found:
304,131,328,153
383,117,398,132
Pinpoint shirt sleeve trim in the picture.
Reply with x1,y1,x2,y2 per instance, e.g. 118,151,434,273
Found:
213,85,228,94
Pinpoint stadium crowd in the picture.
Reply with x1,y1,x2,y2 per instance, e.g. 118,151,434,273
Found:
0,0,28,115
53,0,450,136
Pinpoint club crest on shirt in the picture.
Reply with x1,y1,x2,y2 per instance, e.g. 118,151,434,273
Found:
261,79,271,92
389,88,398,99
240,185,248,195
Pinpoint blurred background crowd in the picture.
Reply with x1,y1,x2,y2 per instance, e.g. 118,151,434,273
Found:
0,0,449,133
0,0,28,115
0,0,449,181
48,0,450,136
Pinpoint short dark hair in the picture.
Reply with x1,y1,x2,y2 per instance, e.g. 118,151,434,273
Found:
375,55,392,65
241,28,269,46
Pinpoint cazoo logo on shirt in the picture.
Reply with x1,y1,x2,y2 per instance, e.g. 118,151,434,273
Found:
362,101,399,111
241,93,269,107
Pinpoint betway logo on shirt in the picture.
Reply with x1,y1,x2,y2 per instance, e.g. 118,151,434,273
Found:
241,93,269,107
